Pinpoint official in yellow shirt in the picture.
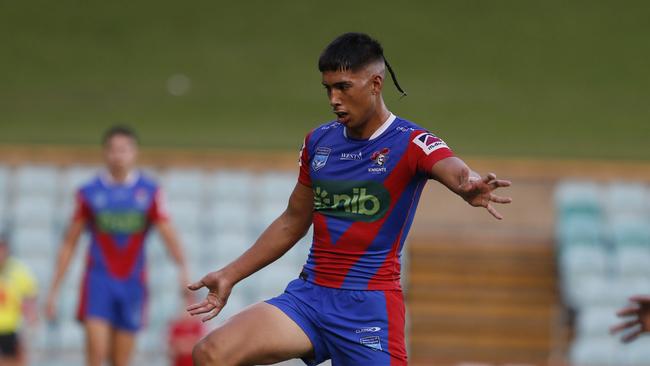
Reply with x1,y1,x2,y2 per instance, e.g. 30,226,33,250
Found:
0,234,37,366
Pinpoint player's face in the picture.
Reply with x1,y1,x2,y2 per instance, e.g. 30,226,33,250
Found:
104,135,138,173
322,68,377,129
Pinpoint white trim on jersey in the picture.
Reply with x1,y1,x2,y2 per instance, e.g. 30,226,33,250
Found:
344,113,396,141
100,170,140,188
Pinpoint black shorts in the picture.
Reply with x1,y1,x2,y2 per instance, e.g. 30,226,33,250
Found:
0,332,18,357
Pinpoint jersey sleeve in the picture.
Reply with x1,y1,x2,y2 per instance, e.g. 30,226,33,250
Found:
407,130,455,175
148,188,170,223
297,132,313,187
72,190,93,221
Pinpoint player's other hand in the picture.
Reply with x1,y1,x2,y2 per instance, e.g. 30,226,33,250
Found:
457,168,512,220
186,270,234,322
610,295,650,343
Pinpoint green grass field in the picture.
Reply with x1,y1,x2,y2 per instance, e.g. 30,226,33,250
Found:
1,1,648,160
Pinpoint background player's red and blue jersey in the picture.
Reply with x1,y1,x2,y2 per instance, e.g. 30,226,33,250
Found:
74,172,168,331
299,114,454,291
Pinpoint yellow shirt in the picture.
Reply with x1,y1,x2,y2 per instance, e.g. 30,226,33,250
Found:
0,258,37,333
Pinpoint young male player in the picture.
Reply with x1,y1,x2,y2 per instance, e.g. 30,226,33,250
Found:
188,32,512,365
45,126,190,366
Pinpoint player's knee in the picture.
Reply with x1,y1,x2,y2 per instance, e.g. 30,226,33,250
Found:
192,337,234,366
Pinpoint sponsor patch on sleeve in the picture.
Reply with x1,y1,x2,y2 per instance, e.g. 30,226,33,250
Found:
412,132,449,155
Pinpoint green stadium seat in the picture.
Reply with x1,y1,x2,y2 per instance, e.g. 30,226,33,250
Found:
570,336,618,366
605,182,649,218
207,170,255,202
162,168,205,202
555,180,603,222
14,165,60,198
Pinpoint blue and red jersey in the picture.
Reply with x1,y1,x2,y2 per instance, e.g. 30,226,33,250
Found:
299,114,453,291
74,172,168,284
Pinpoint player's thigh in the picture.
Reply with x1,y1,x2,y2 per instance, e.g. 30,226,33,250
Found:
110,329,137,366
84,318,112,363
196,302,313,365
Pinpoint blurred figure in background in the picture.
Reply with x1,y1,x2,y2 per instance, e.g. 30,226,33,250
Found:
167,293,205,366
611,295,650,342
0,233,38,366
45,126,190,366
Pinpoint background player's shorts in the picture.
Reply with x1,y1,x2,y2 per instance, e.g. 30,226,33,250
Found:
77,271,146,332
266,277,407,366
0,332,19,357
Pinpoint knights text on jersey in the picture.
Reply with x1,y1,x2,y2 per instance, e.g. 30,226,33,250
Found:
298,114,454,290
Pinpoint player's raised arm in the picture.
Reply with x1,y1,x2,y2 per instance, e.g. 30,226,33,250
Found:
430,156,512,219
186,181,313,322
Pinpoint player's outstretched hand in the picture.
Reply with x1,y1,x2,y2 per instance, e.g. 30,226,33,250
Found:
186,270,233,322
457,168,512,220
610,295,650,343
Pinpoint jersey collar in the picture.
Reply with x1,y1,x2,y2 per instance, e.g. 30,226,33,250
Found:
343,113,396,141
100,170,140,188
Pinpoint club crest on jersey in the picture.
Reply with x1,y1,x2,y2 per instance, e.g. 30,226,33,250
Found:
312,147,331,171
368,148,389,174
413,132,448,155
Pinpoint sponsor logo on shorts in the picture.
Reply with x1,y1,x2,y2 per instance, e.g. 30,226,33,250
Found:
312,180,389,222
355,326,381,334
413,132,448,155
312,147,331,171
360,336,383,351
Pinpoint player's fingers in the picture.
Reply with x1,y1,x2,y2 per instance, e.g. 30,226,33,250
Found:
486,204,503,220
491,179,511,188
202,304,224,322
610,319,640,334
482,172,497,184
617,305,640,317
187,280,205,291
186,300,212,313
629,295,650,303
490,194,512,204
622,328,643,343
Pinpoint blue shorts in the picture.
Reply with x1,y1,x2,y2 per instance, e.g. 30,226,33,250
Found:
76,270,146,332
266,278,407,366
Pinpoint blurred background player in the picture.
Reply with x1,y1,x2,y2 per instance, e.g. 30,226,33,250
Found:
45,126,190,366
0,232,38,366
187,32,511,365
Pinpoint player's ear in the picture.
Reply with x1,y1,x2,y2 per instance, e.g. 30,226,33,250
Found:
370,73,383,95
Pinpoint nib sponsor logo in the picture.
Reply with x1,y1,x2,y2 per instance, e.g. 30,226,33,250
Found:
312,180,389,222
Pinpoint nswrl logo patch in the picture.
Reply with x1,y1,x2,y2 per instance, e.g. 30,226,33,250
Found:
312,147,331,171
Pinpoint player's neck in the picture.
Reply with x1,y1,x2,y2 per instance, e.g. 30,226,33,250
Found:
346,105,391,140
108,168,134,184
